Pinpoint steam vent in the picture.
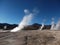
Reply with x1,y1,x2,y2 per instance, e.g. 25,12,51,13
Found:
0,30,60,45
0,0,60,45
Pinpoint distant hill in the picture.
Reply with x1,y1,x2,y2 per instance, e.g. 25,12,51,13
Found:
23,23,51,30
0,23,18,30
0,23,51,30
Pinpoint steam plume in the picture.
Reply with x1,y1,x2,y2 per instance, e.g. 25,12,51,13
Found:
24,9,30,14
39,19,46,30
10,9,38,32
40,23,44,30
50,18,55,30
4,26,7,30
55,19,60,30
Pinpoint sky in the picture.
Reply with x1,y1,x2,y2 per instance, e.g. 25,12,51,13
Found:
0,0,60,25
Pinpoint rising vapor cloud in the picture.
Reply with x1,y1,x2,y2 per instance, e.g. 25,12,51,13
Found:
24,9,30,14
55,19,60,30
50,18,55,30
50,18,60,30
39,19,46,30
10,8,39,32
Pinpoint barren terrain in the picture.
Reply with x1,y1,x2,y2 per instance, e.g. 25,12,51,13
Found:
0,30,60,45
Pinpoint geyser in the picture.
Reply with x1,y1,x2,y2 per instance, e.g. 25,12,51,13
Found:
50,18,60,30
4,26,7,30
10,10,32,32
40,23,44,30
10,9,38,32
55,20,60,30
50,18,55,30
39,19,45,30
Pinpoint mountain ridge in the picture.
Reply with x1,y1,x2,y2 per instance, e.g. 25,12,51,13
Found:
0,23,51,30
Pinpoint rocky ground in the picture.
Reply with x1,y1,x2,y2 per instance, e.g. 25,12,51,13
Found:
0,30,60,45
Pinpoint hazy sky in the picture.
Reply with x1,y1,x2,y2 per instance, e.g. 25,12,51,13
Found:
0,0,60,24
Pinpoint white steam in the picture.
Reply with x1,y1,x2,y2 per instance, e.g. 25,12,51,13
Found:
10,9,38,32
4,26,7,29
24,9,30,14
50,18,55,30
10,14,32,32
50,18,60,30
40,23,44,30
39,19,45,30
55,20,60,30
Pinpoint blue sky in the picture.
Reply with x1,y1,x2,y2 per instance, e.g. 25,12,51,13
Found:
0,0,60,24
